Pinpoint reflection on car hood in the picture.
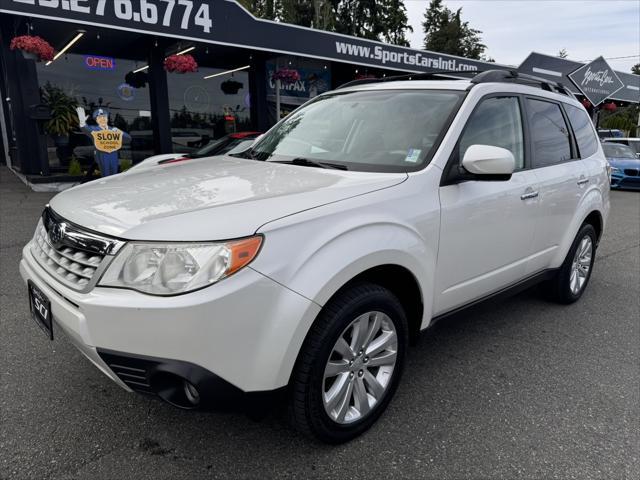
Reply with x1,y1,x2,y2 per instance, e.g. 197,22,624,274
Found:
607,157,640,169
50,156,407,240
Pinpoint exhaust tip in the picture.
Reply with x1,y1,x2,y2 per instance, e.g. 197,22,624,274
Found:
183,380,200,406
153,372,201,409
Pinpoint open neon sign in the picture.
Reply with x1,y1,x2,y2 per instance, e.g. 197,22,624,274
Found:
84,55,116,71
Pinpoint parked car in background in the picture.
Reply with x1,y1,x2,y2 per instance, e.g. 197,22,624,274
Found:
20,71,609,443
128,132,262,172
603,138,640,158
597,128,624,139
603,142,640,190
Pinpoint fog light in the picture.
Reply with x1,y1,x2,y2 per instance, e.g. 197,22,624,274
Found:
183,380,200,406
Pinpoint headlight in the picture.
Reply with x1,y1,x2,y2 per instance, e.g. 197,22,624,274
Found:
610,166,621,174
99,236,262,295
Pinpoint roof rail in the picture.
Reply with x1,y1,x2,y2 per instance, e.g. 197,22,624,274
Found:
336,68,576,98
336,70,477,90
470,69,575,98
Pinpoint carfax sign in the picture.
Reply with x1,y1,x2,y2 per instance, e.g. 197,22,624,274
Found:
568,56,624,106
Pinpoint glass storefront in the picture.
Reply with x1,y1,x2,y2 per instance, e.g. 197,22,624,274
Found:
167,65,251,156
36,52,153,169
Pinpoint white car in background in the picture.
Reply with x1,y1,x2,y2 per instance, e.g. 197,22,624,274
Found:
21,71,609,443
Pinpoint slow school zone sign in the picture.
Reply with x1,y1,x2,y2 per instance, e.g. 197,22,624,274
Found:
91,129,124,154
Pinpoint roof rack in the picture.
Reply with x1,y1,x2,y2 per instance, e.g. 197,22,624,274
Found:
336,68,575,98
470,69,575,98
336,70,477,90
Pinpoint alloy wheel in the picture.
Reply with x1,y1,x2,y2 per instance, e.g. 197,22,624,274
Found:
570,236,593,295
322,311,398,424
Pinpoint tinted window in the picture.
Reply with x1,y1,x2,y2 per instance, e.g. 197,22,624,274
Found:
526,98,572,167
459,96,524,169
602,143,637,159
565,105,598,158
606,139,640,155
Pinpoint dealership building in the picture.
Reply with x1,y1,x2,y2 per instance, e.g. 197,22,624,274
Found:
1,0,638,182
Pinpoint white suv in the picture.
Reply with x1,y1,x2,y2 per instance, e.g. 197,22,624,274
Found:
21,71,609,443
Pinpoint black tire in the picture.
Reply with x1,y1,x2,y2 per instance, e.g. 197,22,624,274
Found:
288,282,408,444
547,223,597,304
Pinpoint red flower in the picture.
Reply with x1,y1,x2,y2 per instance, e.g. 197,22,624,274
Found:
581,98,592,109
9,35,55,62
164,54,198,74
602,102,617,112
272,69,301,85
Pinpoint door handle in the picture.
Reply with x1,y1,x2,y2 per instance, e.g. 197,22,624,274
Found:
577,178,589,186
520,190,539,200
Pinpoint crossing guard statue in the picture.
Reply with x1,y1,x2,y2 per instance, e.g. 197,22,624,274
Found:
76,106,131,177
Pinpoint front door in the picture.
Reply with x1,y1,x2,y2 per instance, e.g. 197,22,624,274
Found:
435,95,538,315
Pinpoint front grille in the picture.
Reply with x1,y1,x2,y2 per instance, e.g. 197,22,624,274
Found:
31,222,104,290
624,168,639,177
29,207,125,293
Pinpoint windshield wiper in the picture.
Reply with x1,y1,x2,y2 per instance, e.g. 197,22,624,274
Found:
276,158,348,170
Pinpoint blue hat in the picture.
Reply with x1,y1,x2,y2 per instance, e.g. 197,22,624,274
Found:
92,108,109,119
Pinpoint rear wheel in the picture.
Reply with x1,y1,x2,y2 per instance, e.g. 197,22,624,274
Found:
547,224,596,304
288,283,408,443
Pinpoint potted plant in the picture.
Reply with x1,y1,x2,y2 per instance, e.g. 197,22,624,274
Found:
10,35,54,62
164,54,198,73
41,83,78,166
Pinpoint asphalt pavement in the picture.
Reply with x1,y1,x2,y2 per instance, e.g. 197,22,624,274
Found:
1,165,638,480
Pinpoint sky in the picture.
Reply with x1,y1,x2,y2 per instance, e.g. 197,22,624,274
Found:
404,0,640,73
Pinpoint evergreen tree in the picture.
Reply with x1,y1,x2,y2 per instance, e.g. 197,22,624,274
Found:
632,63,640,75
422,0,486,59
557,48,568,59
240,1,412,47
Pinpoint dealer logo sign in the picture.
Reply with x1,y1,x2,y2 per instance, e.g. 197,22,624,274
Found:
568,56,624,107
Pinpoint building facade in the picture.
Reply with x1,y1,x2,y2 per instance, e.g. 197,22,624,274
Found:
1,0,638,179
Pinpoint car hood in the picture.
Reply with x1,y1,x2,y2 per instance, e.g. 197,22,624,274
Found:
50,156,407,240
607,157,640,169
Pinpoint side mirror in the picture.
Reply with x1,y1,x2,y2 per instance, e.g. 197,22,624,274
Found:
461,144,515,180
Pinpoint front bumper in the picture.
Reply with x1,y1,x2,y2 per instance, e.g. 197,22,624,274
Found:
20,243,321,398
611,172,640,190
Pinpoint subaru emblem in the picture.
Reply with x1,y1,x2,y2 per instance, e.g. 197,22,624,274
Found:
49,222,65,246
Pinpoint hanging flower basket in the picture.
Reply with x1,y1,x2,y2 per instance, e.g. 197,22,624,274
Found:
581,98,592,110
10,35,54,62
272,68,301,85
602,102,617,112
164,54,198,74
221,79,244,95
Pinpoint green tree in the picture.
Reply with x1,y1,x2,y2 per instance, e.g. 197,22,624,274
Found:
422,0,486,59
600,104,639,136
335,0,412,46
237,0,280,19
240,1,412,47
557,48,568,59
632,63,640,75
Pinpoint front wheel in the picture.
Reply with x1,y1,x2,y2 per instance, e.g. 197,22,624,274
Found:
547,223,597,304
288,283,408,443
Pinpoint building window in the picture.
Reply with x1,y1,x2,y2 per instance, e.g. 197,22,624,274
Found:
36,53,153,169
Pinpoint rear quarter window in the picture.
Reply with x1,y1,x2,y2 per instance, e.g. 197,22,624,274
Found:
565,104,599,158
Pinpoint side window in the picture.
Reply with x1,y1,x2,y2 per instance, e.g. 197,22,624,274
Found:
459,96,524,170
526,98,572,167
565,104,598,158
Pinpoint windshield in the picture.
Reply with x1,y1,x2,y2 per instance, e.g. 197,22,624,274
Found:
249,89,465,172
603,143,637,159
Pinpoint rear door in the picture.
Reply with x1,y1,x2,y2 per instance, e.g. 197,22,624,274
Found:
436,95,539,314
524,97,588,273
